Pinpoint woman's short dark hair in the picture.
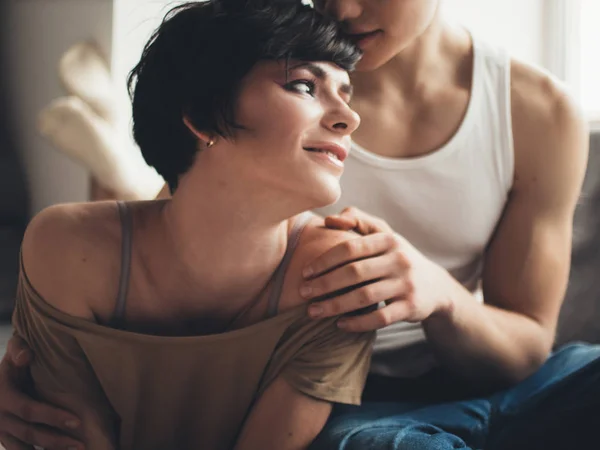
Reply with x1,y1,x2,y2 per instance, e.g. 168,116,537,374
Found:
127,0,360,192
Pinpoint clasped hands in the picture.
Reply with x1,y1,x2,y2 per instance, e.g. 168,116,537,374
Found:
302,208,454,332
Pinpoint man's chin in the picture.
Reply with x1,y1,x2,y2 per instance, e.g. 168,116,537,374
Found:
356,54,390,72
355,44,403,72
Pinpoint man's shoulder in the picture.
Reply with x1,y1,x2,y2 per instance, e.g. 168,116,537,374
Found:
509,59,588,191
21,201,122,318
509,60,585,143
510,60,576,125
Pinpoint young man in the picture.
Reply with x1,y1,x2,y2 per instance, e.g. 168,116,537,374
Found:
0,1,598,449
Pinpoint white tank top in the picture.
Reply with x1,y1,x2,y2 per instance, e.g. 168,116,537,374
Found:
315,35,515,377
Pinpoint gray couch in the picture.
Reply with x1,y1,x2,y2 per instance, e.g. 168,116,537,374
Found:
555,131,600,346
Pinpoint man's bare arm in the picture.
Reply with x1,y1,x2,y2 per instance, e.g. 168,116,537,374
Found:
423,61,589,385
0,336,85,450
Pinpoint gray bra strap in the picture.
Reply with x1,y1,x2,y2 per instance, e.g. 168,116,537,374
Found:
112,201,133,328
266,212,313,317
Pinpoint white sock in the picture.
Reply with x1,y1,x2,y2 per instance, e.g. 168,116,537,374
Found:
58,42,120,126
38,96,164,200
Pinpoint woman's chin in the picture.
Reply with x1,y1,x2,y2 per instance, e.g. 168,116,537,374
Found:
308,182,342,210
277,176,341,213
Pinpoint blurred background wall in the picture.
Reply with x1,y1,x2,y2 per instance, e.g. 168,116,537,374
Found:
3,0,113,215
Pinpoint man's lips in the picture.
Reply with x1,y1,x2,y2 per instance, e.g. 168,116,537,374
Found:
347,29,382,45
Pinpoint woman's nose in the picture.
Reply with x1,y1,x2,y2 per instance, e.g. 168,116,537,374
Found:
325,104,361,135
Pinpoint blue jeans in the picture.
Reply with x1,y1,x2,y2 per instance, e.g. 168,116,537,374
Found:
311,343,600,450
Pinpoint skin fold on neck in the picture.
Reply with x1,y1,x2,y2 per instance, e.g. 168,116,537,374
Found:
134,172,299,321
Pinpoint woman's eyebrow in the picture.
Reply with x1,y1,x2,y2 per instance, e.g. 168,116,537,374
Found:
289,62,353,97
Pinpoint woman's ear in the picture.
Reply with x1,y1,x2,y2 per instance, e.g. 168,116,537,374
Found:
183,116,213,146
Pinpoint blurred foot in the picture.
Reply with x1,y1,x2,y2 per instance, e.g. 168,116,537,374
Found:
58,42,120,126
38,96,163,200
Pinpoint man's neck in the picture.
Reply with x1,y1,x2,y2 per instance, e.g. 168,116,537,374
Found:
346,13,474,159
351,15,471,102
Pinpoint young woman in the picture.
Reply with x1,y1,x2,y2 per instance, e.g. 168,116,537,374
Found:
3,1,375,449
2,0,600,449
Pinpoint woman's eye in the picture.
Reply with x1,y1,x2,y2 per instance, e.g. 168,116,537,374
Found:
286,79,316,96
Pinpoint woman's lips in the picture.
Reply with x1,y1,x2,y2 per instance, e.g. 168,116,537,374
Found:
305,148,345,170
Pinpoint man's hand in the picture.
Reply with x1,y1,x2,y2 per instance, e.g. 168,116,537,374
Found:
0,335,84,450
300,207,454,332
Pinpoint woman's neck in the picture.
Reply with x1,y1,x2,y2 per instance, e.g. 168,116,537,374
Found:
145,178,301,318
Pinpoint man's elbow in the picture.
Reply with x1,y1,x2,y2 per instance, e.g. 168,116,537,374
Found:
507,329,554,384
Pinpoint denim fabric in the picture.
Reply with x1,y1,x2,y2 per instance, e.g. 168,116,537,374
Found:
311,343,600,450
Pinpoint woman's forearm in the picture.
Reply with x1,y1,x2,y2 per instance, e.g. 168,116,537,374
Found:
233,377,331,450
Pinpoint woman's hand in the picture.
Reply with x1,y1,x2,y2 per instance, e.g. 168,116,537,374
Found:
0,335,84,450
301,207,455,332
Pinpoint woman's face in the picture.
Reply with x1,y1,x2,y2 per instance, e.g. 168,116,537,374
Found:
212,60,360,209
317,0,440,71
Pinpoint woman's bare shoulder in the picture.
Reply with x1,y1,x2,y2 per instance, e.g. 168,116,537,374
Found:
21,201,123,319
297,214,359,258
278,214,359,311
